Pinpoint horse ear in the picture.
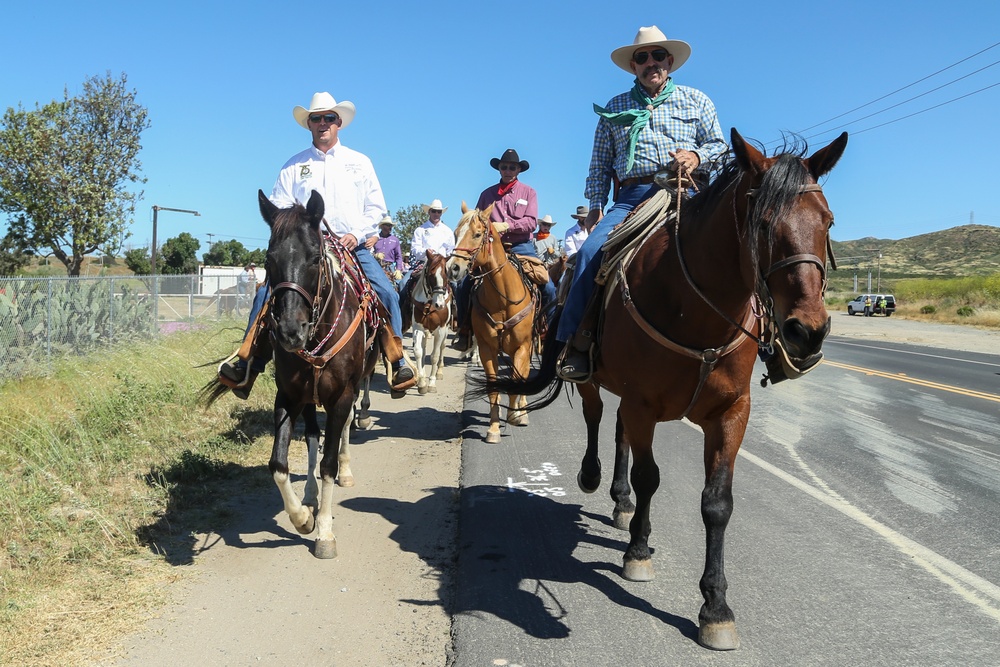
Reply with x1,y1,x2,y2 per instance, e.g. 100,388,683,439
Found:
258,190,278,227
306,190,325,229
731,128,766,175
461,200,469,214
807,132,848,181
483,203,495,221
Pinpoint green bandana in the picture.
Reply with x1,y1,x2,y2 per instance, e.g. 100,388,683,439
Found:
593,79,676,175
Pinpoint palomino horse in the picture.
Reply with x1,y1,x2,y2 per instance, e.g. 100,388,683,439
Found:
203,190,381,559
447,202,538,443
407,249,452,394
482,129,847,649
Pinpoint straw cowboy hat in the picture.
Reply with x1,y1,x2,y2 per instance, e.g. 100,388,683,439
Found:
490,148,530,172
378,215,394,227
610,26,691,75
421,199,448,214
538,215,556,227
293,92,356,129
570,206,590,220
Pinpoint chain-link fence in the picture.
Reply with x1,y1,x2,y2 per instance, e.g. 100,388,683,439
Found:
0,273,253,383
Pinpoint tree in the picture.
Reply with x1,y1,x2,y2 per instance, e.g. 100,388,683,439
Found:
0,72,150,276
0,228,32,275
159,232,200,274
123,247,151,275
202,239,249,267
392,204,426,257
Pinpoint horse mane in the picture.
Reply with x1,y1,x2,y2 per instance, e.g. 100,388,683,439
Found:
685,135,812,272
270,201,312,240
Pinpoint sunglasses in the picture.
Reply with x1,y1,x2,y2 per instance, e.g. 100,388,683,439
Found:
308,113,339,124
429,209,443,213
499,164,519,171
633,49,669,65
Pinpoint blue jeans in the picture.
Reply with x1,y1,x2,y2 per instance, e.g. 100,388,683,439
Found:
556,183,656,342
243,246,404,368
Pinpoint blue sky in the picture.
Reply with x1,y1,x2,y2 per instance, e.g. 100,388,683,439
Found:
2,1,998,256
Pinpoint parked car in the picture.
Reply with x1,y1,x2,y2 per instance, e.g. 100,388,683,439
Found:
847,294,896,316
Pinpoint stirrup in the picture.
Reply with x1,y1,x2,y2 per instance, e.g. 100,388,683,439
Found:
557,343,594,384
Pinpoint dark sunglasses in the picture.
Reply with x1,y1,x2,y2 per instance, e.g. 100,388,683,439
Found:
499,164,519,171
633,49,669,65
429,209,443,213
308,113,339,124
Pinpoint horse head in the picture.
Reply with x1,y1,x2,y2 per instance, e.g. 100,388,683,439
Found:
258,189,328,353
731,128,847,379
446,201,495,283
423,249,449,310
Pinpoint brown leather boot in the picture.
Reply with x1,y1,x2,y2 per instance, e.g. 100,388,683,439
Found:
557,330,594,383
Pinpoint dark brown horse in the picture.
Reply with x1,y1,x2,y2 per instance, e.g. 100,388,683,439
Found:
203,190,381,558
481,129,847,649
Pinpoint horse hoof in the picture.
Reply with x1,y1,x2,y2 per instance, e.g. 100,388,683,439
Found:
313,538,338,559
337,475,355,488
390,389,406,399
577,470,600,494
485,431,501,444
294,512,315,536
612,509,633,532
355,417,372,430
418,385,430,395
698,622,740,651
429,385,438,393
622,558,654,582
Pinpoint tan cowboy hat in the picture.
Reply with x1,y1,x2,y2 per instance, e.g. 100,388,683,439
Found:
378,215,393,227
538,215,556,227
293,92,356,129
421,199,448,214
570,206,590,220
610,26,691,75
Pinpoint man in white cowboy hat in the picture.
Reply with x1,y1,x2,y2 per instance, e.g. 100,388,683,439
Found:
399,198,457,326
556,26,728,382
220,91,416,397
534,215,561,268
563,206,591,258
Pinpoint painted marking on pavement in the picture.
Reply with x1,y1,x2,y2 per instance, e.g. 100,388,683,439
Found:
828,339,1000,368
825,360,1000,403
506,461,566,498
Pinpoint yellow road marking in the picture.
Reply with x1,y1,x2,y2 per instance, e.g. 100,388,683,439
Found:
825,360,1000,403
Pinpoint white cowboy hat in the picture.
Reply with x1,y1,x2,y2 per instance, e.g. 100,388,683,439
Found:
378,215,393,227
610,26,691,75
538,215,556,227
421,199,449,214
293,92,356,129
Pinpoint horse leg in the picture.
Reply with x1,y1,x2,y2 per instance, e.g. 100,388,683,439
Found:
414,327,430,394
434,326,446,381
480,346,503,444
507,338,532,426
619,405,658,583
696,409,747,651
611,407,636,531
354,373,373,431
336,399,355,488
302,404,321,507
270,394,314,536
314,390,355,559
577,383,604,494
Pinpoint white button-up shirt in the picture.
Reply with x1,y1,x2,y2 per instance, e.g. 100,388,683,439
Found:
410,220,455,258
270,142,387,241
563,223,589,257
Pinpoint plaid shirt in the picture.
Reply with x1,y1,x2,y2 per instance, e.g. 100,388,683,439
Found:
584,82,727,211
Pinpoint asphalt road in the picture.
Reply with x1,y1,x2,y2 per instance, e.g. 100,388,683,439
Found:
451,334,1000,666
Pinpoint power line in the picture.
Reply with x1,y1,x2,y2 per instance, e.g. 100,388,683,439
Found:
796,40,1000,134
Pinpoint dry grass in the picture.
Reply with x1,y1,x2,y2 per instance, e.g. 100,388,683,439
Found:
0,324,275,665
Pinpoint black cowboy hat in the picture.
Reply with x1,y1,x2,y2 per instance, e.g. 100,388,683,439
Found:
490,148,530,172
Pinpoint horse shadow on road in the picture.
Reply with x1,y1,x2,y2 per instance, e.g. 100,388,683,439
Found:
344,484,698,643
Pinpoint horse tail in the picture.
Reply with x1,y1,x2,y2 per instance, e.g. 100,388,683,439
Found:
469,308,566,410
198,377,231,408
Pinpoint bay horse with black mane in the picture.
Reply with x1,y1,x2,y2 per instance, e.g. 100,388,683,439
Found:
447,202,540,443
203,190,382,559
481,128,847,649
404,249,452,394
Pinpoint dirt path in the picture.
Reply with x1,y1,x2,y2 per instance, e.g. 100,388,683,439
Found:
106,347,466,667
830,311,1000,355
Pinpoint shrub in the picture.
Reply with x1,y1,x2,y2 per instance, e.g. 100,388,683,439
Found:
920,305,936,314
957,306,975,317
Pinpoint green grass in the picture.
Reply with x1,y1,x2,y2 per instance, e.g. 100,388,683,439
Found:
0,322,274,665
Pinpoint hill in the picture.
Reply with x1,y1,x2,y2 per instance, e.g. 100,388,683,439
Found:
831,225,1000,279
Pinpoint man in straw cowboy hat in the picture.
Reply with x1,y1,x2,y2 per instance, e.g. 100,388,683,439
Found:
399,198,456,327
373,215,405,287
219,91,416,397
556,26,728,382
563,206,591,258
534,215,561,268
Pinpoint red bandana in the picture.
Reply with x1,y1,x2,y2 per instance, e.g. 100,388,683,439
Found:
497,179,517,198
535,231,551,240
